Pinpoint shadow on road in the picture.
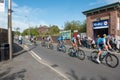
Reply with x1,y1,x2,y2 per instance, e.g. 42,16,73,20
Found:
0,68,26,80
13,43,27,58
66,69,108,80
0,67,12,78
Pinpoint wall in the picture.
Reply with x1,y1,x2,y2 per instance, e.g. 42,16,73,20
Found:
0,28,8,45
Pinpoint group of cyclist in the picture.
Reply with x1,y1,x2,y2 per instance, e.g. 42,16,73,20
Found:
41,33,115,64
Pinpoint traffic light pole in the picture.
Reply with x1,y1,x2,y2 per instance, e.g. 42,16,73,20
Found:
8,0,12,60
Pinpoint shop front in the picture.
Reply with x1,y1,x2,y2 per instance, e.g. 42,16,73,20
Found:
83,2,120,48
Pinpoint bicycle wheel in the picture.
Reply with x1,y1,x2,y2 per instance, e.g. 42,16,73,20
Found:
105,53,119,68
68,48,73,56
50,44,54,50
62,46,66,53
57,44,60,51
34,42,37,46
77,49,85,60
41,42,46,47
91,51,98,61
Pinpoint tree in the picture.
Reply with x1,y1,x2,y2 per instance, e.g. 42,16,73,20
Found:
48,25,60,35
64,20,86,33
79,20,86,33
22,27,39,36
22,29,30,36
64,20,81,33
14,27,20,36
30,27,39,36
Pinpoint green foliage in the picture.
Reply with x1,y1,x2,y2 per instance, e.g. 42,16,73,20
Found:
78,20,86,33
14,31,20,36
14,27,21,36
21,20,86,36
30,27,39,36
22,27,39,36
48,25,60,35
64,20,86,33
22,29,29,36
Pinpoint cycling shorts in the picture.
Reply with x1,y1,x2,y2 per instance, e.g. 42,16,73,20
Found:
97,44,104,51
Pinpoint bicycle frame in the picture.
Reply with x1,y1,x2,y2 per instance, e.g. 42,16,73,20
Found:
99,51,110,61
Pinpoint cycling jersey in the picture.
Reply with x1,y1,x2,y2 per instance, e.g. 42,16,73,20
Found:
97,38,106,50
97,38,105,45
47,36,52,41
71,37,76,43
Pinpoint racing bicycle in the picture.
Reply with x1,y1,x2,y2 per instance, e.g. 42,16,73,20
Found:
90,50,119,68
68,47,85,60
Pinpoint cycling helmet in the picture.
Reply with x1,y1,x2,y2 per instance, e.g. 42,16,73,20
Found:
77,34,80,38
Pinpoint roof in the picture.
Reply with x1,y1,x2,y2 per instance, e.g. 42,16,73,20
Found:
83,2,120,15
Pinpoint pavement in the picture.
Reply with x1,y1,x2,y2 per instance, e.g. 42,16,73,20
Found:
0,42,67,80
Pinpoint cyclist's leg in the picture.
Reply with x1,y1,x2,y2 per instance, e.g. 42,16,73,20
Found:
72,43,76,51
96,45,102,63
47,41,50,48
75,43,79,51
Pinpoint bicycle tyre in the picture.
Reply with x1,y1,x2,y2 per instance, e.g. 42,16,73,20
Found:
68,48,73,56
62,46,66,53
105,53,119,68
50,44,54,50
57,44,60,51
77,49,85,60
41,42,46,47
91,51,98,61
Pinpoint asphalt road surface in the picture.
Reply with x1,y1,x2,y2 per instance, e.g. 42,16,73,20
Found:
25,40,120,80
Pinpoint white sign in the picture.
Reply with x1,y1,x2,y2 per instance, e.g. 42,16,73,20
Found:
0,0,4,12
74,30,78,32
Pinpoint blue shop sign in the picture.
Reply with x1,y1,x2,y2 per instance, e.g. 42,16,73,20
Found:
93,20,109,29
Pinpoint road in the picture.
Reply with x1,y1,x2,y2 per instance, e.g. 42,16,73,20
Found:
24,40,120,80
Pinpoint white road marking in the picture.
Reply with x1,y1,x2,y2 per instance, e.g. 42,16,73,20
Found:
24,45,69,80
30,51,42,60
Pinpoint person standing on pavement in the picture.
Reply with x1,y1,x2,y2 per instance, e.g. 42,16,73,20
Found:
18,35,23,45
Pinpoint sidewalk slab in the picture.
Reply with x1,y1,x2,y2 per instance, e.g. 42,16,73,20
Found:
0,49,66,80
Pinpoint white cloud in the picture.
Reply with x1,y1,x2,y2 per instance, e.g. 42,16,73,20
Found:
12,1,18,8
0,12,7,29
0,1,47,32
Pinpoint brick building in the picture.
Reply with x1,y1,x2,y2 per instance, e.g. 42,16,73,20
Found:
83,2,120,41
38,25,49,34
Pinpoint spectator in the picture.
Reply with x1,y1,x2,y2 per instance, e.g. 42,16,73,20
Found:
18,35,23,44
91,39,96,49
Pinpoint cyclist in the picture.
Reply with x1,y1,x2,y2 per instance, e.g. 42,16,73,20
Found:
47,35,53,48
105,34,113,51
96,34,109,63
71,35,78,53
57,35,65,48
41,36,46,45
76,34,82,47
31,36,37,46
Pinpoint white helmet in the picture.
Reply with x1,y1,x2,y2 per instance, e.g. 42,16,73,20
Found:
77,34,80,38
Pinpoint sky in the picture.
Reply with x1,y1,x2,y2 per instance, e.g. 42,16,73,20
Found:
0,0,119,32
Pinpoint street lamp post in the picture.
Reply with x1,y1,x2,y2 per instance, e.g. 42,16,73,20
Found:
8,0,12,60
25,16,31,38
